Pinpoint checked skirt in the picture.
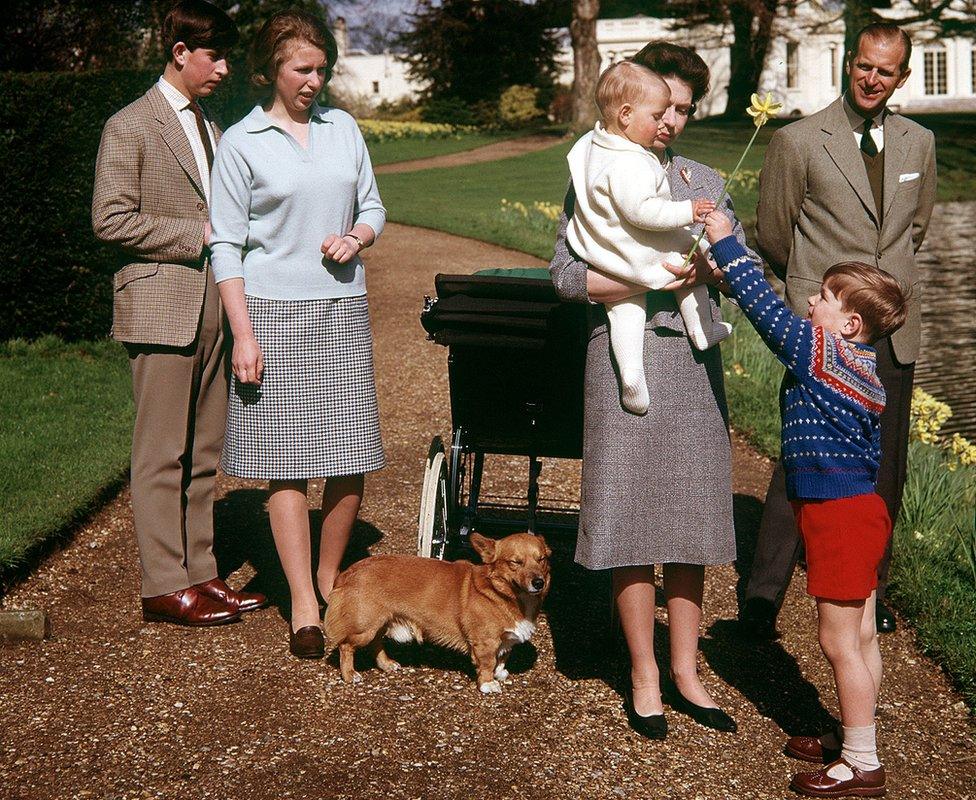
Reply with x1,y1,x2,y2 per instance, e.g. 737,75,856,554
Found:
221,294,385,480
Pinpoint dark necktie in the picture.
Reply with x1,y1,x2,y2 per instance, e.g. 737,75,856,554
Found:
189,101,215,171
860,120,878,158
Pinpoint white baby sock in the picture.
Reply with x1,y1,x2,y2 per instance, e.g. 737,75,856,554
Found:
830,724,881,778
676,286,733,350
619,369,650,416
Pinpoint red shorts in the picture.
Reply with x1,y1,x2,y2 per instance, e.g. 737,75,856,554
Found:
791,493,892,601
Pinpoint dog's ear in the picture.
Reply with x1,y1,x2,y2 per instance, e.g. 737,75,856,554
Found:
536,535,552,558
470,533,496,564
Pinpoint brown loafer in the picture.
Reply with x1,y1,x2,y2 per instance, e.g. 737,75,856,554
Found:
289,625,325,659
785,735,842,764
142,587,241,627
790,758,886,797
195,577,268,613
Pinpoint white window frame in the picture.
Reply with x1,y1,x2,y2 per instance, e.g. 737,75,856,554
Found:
923,44,948,96
786,42,799,89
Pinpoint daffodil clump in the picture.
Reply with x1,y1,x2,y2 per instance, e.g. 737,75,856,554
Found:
499,198,561,232
715,168,759,193
910,387,953,444
909,387,976,471
357,119,477,143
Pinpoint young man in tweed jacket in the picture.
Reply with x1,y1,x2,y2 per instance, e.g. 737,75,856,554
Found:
92,0,265,625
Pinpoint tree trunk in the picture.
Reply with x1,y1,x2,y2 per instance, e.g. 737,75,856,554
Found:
570,0,601,131
724,0,778,118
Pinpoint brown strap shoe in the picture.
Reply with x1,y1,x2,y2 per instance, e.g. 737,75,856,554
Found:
289,625,325,659
195,577,268,613
785,735,842,764
790,757,886,797
142,587,241,627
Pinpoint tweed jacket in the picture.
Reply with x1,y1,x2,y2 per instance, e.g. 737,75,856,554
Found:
550,151,760,334
755,96,937,364
92,85,218,347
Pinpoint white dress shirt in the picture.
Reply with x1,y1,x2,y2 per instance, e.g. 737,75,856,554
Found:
844,96,885,153
157,76,216,203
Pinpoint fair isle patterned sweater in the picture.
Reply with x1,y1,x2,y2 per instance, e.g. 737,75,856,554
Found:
711,236,886,501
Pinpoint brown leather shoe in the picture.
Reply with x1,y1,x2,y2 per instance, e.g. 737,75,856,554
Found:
790,758,886,797
142,587,241,627
194,577,268,613
785,735,842,764
289,625,325,659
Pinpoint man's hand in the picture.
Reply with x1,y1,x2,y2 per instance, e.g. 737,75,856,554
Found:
232,334,264,386
704,210,733,245
321,233,360,264
204,220,212,247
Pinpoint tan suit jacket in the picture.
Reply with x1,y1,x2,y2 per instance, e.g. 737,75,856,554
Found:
92,85,219,347
756,96,937,364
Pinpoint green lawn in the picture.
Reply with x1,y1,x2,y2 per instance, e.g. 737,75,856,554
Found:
367,130,525,166
0,337,133,575
377,114,976,260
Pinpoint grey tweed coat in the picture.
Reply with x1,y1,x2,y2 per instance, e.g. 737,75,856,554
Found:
550,151,759,569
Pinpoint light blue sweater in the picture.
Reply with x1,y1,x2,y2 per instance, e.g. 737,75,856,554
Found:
209,104,386,300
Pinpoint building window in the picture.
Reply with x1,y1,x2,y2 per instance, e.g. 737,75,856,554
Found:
372,80,380,94
830,46,839,88
924,45,947,96
786,42,799,89
971,44,975,94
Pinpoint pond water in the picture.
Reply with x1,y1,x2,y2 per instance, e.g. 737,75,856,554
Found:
915,201,976,440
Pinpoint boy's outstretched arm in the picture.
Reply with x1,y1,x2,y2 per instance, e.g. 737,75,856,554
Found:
704,212,813,377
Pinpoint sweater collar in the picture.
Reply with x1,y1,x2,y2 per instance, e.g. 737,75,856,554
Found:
243,103,333,133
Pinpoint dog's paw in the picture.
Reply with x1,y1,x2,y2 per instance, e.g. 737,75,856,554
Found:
493,666,510,681
377,658,401,673
350,670,363,684
479,680,503,694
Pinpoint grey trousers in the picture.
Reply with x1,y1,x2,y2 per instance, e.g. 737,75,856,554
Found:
744,337,914,608
126,268,227,597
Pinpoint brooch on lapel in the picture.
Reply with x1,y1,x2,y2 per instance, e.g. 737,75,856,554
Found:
679,167,692,186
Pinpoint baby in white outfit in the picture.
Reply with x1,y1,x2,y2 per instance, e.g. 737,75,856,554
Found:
567,61,732,414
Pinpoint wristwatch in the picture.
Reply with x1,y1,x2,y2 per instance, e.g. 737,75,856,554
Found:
342,232,365,251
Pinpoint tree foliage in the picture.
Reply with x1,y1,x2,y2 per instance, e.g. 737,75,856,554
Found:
397,0,560,104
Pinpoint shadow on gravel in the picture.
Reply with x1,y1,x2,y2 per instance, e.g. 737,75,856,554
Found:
213,487,384,620
701,492,835,736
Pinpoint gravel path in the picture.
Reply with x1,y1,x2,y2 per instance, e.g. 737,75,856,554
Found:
373,134,566,174
1,223,973,800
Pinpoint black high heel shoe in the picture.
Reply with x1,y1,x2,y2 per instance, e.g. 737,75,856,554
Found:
663,684,737,733
623,688,668,740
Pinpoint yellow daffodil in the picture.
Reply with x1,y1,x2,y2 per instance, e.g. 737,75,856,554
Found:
747,92,783,128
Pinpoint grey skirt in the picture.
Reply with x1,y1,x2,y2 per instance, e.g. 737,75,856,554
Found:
576,319,735,570
221,294,385,480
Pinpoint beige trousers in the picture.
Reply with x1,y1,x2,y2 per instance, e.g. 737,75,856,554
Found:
127,268,227,597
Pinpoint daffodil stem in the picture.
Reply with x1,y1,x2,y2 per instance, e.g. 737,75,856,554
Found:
681,122,764,269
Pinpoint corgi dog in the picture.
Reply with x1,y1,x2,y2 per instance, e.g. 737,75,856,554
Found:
325,532,551,693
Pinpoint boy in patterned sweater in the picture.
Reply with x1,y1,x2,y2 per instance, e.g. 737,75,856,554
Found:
704,211,908,799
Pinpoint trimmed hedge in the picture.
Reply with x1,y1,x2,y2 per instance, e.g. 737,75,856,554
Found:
0,69,256,341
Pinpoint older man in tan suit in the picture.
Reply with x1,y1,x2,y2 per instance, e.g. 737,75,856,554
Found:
740,22,937,639
92,1,265,625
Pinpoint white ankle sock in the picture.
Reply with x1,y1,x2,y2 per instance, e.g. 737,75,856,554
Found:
619,370,649,415
838,724,881,772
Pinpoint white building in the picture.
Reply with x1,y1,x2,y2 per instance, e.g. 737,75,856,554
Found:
554,1,976,117
328,18,422,109
332,4,976,116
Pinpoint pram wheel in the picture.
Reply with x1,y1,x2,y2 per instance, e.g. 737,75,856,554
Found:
417,436,450,559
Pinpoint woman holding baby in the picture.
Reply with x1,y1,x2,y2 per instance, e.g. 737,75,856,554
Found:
209,10,386,658
551,42,759,738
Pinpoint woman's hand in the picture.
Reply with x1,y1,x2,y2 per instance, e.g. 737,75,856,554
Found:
320,233,360,264
232,334,264,385
662,250,730,293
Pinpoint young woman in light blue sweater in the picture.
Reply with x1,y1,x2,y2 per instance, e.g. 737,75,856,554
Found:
209,10,386,658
